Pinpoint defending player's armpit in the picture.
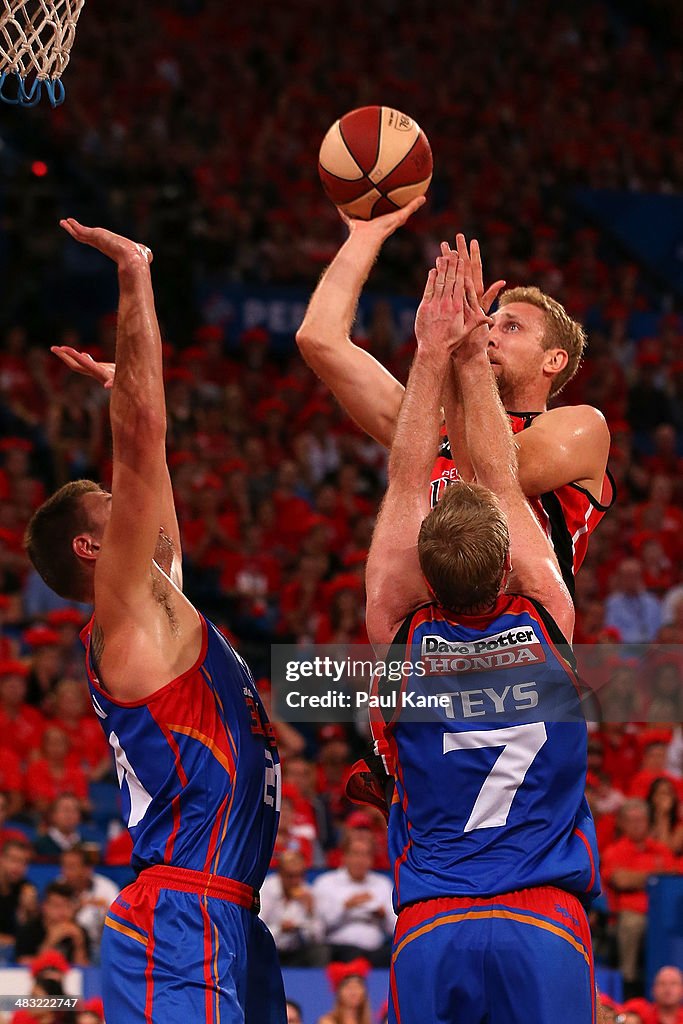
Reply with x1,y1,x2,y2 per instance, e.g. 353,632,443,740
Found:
345,753,393,823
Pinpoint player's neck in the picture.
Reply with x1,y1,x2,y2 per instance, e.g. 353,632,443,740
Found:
500,380,548,413
448,597,498,616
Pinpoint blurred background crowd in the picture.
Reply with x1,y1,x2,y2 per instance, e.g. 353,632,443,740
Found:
0,0,683,1019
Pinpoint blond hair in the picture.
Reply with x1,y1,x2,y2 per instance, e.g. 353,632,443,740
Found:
418,482,509,611
499,286,587,396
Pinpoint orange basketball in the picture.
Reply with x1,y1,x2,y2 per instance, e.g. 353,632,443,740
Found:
318,106,433,220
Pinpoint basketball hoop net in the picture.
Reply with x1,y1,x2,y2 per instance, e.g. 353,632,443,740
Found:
0,0,85,107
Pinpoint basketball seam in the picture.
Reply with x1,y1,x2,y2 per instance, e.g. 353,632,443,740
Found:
378,132,426,188
369,130,429,214
320,164,400,211
337,119,367,180
373,107,383,181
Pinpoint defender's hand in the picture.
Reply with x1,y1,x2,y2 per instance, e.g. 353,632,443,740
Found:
415,250,491,355
60,218,152,269
441,235,505,314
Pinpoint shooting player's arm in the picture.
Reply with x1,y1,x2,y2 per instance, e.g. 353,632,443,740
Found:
296,200,425,447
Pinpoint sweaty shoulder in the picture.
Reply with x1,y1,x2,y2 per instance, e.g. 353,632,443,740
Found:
516,404,610,499
536,404,609,437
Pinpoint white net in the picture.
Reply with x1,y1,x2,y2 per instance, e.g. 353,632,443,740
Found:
0,0,84,104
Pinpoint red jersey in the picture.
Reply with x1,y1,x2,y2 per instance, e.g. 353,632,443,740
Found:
24,757,89,806
431,413,615,598
0,705,46,764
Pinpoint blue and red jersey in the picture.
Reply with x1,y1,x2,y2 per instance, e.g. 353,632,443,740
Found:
371,594,599,910
82,614,280,889
431,415,615,598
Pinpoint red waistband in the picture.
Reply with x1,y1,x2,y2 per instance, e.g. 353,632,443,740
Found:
396,886,590,947
136,865,260,913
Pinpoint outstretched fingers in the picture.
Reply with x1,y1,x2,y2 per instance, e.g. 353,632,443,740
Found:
481,279,507,312
421,266,438,306
50,345,114,388
59,218,89,242
444,249,457,300
470,237,484,296
50,346,84,372
59,219,153,266
470,236,506,312
434,255,448,302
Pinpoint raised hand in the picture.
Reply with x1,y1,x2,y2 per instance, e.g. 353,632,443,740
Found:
339,194,426,242
415,249,492,355
441,234,505,314
60,218,152,269
51,345,115,389
469,237,506,313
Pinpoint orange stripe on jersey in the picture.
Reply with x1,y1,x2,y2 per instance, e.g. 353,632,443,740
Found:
392,908,590,965
200,666,238,763
225,718,237,762
212,779,238,878
147,712,188,864
104,915,147,946
168,724,235,777
204,792,229,874
151,715,189,787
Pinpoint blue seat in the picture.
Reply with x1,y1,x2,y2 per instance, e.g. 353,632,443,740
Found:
27,863,60,893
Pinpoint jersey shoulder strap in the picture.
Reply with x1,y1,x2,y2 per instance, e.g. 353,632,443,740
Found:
517,592,577,675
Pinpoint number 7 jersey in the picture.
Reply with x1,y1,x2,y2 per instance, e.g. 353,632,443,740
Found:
373,594,599,910
81,614,281,889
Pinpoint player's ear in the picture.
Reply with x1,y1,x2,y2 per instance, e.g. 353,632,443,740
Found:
501,547,513,589
73,534,101,562
544,347,568,378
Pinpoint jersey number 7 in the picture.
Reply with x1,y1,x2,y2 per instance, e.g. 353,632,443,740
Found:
443,723,547,833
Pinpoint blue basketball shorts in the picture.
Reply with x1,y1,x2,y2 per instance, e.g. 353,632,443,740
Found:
388,886,596,1024
101,865,286,1024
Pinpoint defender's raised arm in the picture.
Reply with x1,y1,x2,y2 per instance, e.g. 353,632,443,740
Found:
365,253,491,648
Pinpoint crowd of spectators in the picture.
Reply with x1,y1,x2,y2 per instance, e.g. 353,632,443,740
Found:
0,0,681,1014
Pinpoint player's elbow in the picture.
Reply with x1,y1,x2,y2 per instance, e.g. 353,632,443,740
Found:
365,596,397,650
295,323,344,365
295,324,322,355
